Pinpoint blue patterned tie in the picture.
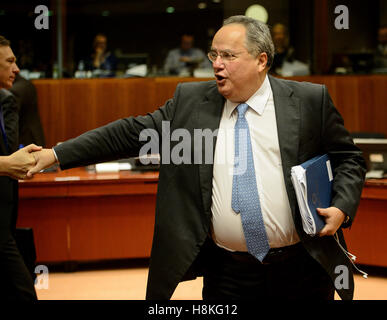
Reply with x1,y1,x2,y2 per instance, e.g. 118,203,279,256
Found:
232,103,270,262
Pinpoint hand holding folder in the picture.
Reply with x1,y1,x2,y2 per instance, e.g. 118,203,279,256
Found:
291,154,333,235
291,154,369,278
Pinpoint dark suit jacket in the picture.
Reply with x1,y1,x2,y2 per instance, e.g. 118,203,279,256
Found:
9,75,46,147
54,75,366,300
0,89,19,245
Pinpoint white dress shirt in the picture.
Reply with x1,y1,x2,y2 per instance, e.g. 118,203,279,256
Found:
211,75,300,251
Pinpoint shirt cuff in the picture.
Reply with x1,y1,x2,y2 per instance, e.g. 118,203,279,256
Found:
52,147,59,163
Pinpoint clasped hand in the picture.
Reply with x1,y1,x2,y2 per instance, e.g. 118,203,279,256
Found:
1,144,42,180
2,146,57,180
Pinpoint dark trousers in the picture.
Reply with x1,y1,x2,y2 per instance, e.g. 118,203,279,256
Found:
202,239,335,300
0,235,37,301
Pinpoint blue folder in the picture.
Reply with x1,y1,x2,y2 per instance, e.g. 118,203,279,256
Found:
291,154,333,235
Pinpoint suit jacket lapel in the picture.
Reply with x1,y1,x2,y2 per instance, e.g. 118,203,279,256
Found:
196,82,224,216
269,75,301,221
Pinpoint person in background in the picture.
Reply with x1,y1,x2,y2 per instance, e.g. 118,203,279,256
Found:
271,23,295,72
164,33,211,76
10,74,45,148
0,35,38,301
84,33,117,77
270,23,309,76
373,25,387,70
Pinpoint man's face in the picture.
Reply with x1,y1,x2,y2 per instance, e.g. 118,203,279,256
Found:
181,35,194,51
211,24,267,103
0,46,19,89
94,35,107,51
272,24,287,52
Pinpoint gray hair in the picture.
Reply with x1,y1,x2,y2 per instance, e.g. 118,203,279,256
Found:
223,15,274,69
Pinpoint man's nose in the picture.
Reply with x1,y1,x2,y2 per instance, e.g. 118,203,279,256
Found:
212,56,224,69
13,63,20,74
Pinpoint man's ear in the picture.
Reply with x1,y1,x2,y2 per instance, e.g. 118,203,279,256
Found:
257,52,268,72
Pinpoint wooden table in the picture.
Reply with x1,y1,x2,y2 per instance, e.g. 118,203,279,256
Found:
17,170,387,268
343,178,387,267
17,167,158,264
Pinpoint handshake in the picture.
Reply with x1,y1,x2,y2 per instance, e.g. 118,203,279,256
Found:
0,144,57,180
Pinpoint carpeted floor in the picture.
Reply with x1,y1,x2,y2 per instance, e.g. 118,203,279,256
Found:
35,263,387,300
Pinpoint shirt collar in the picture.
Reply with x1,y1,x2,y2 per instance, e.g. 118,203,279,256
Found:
225,74,272,118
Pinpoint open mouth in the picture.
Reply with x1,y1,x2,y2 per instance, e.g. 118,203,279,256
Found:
215,74,226,82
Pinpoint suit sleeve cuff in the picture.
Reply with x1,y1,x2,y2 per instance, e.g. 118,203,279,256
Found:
341,214,352,228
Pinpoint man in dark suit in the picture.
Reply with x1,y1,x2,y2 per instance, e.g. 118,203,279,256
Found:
29,16,366,300
0,35,38,300
10,74,46,147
